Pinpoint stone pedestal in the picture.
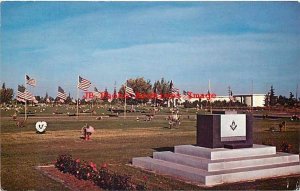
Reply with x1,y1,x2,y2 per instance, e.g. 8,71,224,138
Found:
197,114,253,148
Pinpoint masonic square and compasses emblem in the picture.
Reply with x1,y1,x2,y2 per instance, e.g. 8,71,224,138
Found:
230,120,237,131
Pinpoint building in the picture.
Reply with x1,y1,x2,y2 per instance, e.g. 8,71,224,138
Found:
178,94,265,107
211,96,230,102
233,94,265,107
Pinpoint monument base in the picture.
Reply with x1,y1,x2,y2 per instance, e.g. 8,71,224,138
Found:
132,144,300,186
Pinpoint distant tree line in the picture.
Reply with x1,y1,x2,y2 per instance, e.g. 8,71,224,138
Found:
265,85,299,107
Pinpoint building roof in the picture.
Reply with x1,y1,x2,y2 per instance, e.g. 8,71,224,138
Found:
233,94,265,96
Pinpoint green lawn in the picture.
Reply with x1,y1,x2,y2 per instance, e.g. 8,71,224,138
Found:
1,109,299,190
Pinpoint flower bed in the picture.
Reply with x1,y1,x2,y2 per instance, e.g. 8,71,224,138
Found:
55,154,146,190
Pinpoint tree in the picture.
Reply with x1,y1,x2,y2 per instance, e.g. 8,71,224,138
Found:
103,88,109,102
288,92,295,107
35,96,41,102
49,96,55,102
44,92,49,103
65,92,72,104
264,93,270,107
269,86,276,106
160,78,171,95
113,87,117,99
119,77,152,104
277,95,287,106
153,78,173,101
0,83,14,104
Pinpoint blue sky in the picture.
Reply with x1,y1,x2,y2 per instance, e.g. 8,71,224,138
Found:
1,2,300,98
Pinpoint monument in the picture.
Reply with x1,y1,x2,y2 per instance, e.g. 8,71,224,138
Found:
132,112,300,186
197,111,253,149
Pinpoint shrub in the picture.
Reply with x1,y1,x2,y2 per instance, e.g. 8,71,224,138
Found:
55,154,146,190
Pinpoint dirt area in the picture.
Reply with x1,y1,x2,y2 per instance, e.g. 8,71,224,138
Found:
37,165,101,191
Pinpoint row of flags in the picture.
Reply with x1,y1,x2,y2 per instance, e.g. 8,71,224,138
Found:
17,75,92,103
17,75,183,103
57,76,92,103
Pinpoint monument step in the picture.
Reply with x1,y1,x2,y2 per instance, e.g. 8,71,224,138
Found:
132,157,300,186
206,161,300,186
175,144,276,160
132,157,207,183
153,151,299,172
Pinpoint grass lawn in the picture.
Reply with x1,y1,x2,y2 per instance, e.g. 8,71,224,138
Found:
1,110,300,190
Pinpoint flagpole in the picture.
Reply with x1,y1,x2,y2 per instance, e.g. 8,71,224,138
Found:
209,79,212,114
155,89,157,109
251,79,253,113
77,75,79,119
124,78,127,119
31,83,34,106
24,74,27,120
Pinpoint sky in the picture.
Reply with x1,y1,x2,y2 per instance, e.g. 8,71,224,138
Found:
1,2,300,98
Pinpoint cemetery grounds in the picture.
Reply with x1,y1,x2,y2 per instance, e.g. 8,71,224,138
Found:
1,104,299,190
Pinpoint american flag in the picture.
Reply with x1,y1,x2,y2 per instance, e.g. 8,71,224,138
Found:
26,75,36,87
125,86,135,97
57,86,67,100
17,85,34,101
154,86,163,101
182,90,190,101
17,96,26,103
78,76,91,91
169,80,179,95
85,97,92,102
156,93,163,101
94,87,101,98
32,97,38,104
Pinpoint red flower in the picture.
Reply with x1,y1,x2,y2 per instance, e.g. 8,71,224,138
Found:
90,161,96,168
87,173,90,177
101,163,108,168
76,159,80,163
143,176,148,181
